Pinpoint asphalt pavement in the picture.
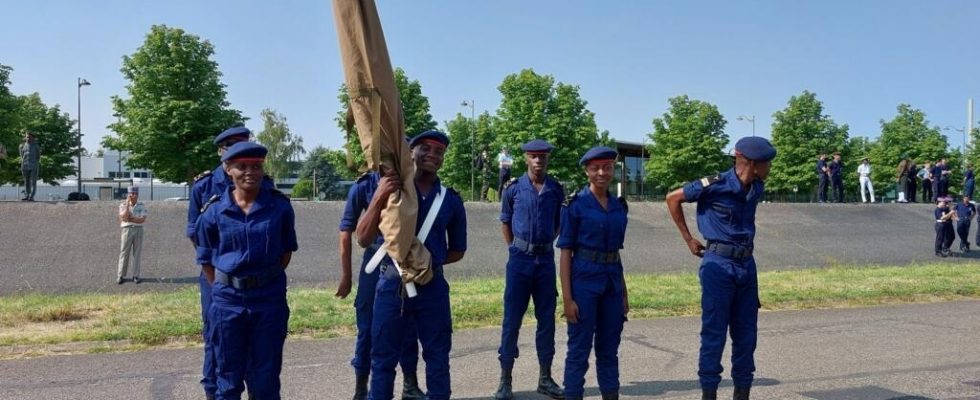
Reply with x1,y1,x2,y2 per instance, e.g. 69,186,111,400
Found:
2,301,979,399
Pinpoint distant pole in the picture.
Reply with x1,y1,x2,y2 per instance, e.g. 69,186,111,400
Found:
461,100,476,201
76,77,91,193
738,115,756,137
969,98,975,148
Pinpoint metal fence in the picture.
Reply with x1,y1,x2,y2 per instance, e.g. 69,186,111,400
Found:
0,184,190,201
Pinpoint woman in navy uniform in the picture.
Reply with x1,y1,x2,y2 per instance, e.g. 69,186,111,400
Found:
338,172,422,400
357,130,467,400
665,136,776,400
196,142,298,400
557,146,629,400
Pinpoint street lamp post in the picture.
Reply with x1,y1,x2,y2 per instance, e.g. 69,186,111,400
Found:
76,77,91,193
737,115,756,137
944,126,966,150
461,100,476,201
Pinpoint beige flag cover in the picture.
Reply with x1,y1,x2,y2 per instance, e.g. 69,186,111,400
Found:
332,0,433,285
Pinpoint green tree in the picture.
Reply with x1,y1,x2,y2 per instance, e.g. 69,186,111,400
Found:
444,111,496,198
0,63,18,168
768,91,850,196
965,127,980,168
105,25,244,184
494,69,606,188
14,94,77,184
867,104,950,195
291,178,313,199
644,95,729,191
334,67,436,176
298,146,345,200
256,108,305,186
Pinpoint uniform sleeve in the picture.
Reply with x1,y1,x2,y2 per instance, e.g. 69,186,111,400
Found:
682,180,706,202
499,184,515,223
186,182,204,238
554,184,565,238
195,208,219,265
338,182,361,232
281,202,299,252
556,202,578,249
447,195,467,252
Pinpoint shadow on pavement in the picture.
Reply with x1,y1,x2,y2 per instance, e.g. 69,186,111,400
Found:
452,378,780,399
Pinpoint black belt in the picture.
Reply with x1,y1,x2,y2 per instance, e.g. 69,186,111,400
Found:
214,267,283,290
706,242,753,259
575,248,621,264
512,237,553,255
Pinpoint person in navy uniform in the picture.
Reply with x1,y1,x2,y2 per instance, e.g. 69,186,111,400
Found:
195,142,298,400
963,164,975,200
337,172,423,400
357,130,467,400
954,196,975,252
493,139,565,400
186,126,253,399
829,152,844,203
666,136,777,400
935,197,955,257
919,162,933,203
931,160,946,201
558,146,629,400
815,154,828,203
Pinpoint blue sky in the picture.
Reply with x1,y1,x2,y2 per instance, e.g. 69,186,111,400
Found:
2,0,978,154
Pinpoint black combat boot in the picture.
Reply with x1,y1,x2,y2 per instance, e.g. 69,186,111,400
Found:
402,371,425,400
493,368,514,400
205,393,216,400
733,386,751,400
702,388,718,400
536,361,565,399
601,392,619,400
351,373,368,400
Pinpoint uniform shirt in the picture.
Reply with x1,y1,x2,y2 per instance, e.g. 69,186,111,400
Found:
682,168,763,246
932,165,945,182
19,141,39,168
829,160,842,178
815,159,826,176
186,165,274,239
955,202,976,220
556,187,628,253
195,187,298,277
415,179,467,271
338,173,384,245
965,170,975,183
500,174,564,247
936,206,952,223
119,200,147,227
858,163,871,177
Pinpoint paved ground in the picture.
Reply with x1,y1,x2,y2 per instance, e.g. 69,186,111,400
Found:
2,201,977,295
2,301,979,399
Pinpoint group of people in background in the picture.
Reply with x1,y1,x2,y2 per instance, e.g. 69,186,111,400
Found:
816,153,977,204
934,195,978,257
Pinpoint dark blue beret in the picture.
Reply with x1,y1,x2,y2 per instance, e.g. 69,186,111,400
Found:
409,130,450,148
734,137,776,162
579,146,618,166
521,139,554,154
213,126,252,145
221,141,267,162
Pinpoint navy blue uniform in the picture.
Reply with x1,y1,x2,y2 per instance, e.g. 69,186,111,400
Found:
829,160,844,202
196,186,298,400
369,179,467,400
557,187,628,398
498,174,564,369
816,159,828,202
935,206,954,254
338,173,419,378
955,201,975,251
931,165,944,201
683,168,763,391
965,169,975,199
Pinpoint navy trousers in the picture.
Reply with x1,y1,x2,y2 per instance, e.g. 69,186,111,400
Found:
200,273,217,396
817,175,828,202
698,253,759,390
957,220,972,250
370,272,453,400
563,264,625,398
498,250,557,370
351,247,419,376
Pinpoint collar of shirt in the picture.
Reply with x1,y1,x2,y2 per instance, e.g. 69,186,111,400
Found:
519,173,558,194
578,186,623,213
217,186,275,216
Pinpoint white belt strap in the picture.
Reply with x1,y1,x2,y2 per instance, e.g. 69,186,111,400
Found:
363,186,446,297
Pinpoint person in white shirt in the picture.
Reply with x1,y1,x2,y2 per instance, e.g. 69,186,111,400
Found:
858,158,875,203
497,147,514,196
117,186,148,284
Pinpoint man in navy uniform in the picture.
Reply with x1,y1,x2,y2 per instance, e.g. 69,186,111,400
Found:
187,126,252,399
357,130,467,400
493,139,565,400
955,195,975,252
829,152,844,203
665,136,776,400
815,153,828,203
338,171,423,399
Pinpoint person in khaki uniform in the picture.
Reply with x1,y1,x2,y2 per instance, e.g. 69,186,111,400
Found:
117,186,147,284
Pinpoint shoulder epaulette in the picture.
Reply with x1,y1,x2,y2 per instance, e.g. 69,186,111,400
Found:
193,170,212,182
199,194,220,214
619,196,629,213
502,177,518,192
563,193,577,207
699,174,722,187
